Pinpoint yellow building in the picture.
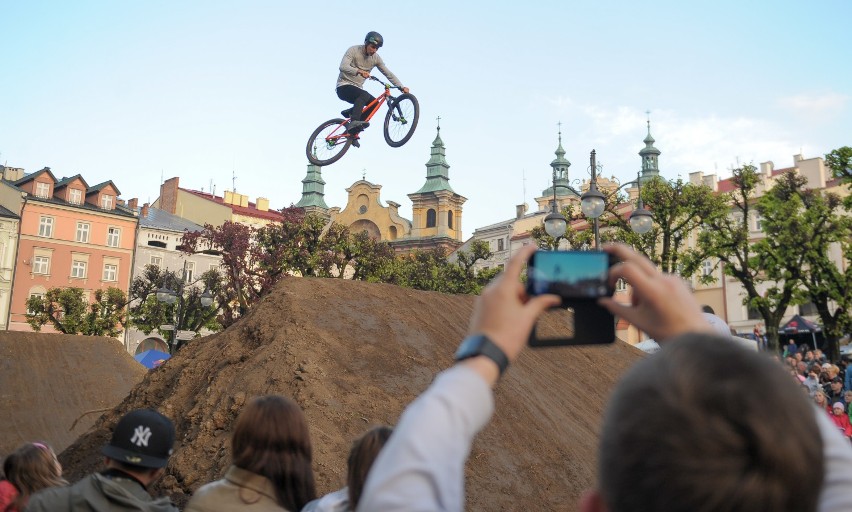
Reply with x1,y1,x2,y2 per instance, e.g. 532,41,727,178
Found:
153,177,281,228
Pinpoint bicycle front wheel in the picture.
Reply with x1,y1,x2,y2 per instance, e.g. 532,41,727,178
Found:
384,94,420,148
306,118,352,166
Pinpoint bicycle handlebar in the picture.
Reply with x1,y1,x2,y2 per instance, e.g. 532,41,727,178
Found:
368,75,403,90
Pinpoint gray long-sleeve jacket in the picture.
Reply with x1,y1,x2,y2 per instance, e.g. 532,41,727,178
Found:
336,45,403,90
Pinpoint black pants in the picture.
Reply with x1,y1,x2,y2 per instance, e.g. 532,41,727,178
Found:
337,85,376,122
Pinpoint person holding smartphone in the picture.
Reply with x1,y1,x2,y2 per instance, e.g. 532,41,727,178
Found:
358,245,852,512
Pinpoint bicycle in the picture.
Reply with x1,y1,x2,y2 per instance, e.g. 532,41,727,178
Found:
306,76,420,166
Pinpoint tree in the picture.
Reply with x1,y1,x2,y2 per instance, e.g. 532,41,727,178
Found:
825,146,852,184
128,264,222,347
685,166,831,351
26,287,127,336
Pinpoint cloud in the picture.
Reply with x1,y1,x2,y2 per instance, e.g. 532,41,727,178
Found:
778,92,849,112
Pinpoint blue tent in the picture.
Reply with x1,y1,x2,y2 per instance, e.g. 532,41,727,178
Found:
134,349,171,369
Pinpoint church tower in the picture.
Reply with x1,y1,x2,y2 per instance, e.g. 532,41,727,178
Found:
393,122,466,253
639,117,661,183
535,127,581,212
295,161,329,218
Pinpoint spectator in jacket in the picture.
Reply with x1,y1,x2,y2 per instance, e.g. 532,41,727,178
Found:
830,403,852,440
358,243,852,512
0,442,66,511
301,426,392,512
186,395,316,512
27,409,177,512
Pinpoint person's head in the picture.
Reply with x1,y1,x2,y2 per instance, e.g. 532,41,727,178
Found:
832,402,846,416
814,390,828,406
364,31,383,56
587,333,823,512
101,409,175,485
794,352,803,362
230,395,315,511
844,390,852,404
830,378,843,393
2,442,67,509
347,426,392,508
804,350,814,361
796,362,808,375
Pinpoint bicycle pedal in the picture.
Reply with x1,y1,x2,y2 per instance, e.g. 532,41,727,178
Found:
352,138,360,148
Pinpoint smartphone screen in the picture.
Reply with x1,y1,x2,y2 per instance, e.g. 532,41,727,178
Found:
527,250,611,300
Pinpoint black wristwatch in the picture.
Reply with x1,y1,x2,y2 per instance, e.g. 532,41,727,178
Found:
454,334,509,377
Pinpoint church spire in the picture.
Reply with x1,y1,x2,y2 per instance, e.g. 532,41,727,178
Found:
295,161,329,211
639,112,661,181
414,121,454,193
542,123,576,199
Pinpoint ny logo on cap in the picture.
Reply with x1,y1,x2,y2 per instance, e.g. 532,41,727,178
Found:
130,425,152,447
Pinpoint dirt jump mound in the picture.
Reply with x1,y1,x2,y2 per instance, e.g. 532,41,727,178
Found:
59,277,642,511
0,332,145,457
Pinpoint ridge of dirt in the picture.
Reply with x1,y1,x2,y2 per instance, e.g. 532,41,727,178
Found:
0,332,146,457
58,277,643,511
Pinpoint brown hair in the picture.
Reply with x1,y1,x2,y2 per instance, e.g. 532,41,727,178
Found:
230,395,316,511
347,426,392,507
2,442,67,510
599,334,823,512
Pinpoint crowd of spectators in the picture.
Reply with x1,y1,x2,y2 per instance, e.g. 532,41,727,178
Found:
783,343,852,441
2,243,852,511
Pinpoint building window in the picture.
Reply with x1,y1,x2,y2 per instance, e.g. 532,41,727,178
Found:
799,302,818,316
747,305,762,320
150,255,162,267
27,292,45,314
426,209,437,228
497,239,504,251
616,278,628,292
107,227,121,247
33,256,50,274
753,213,763,232
184,262,195,282
68,188,82,204
102,264,117,282
71,260,87,278
76,222,90,243
448,210,454,229
702,260,713,277
101,195,114,210
38,216,54,238
35,182,50,198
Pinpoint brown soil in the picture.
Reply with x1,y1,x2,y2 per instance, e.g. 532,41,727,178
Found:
0,332,145,457
56,277,643,511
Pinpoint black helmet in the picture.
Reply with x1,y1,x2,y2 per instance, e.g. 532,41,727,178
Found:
365,31,383,48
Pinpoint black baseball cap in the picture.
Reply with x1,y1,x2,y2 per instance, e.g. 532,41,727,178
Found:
101,409,175,468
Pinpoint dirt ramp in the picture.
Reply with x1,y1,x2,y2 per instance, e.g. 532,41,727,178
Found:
0,332,145,457
59,277,642,511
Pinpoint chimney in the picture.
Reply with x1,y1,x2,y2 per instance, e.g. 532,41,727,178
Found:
239,194,248,207
793,154,804,164
516,203,528,220
760,161,774,175
160,177,180,214
256,197,269,212
128,198,138,211
141,202,150,218
223,190,234,205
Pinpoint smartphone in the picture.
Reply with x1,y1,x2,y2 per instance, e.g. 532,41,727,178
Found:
526,250,616,346
526,250,613,301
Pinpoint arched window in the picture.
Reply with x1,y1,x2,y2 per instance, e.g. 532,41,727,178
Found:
426,208,437,228
448,210,454,229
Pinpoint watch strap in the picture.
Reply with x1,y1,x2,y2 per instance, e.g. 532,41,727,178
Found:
454,334,510,377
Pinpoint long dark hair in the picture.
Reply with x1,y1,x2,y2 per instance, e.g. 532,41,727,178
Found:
230,395,316,511
3,442,67,510
347,426,392,508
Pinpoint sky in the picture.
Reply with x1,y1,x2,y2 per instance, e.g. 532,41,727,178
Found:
2,1,850,239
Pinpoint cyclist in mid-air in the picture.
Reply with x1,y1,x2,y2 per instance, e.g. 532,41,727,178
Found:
337,31,410,145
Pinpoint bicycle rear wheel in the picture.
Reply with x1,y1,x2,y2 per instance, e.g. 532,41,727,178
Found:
306,118,352,166
384,93,419,148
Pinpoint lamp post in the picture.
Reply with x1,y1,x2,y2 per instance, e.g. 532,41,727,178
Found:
544,149,654,247
156,260,214,353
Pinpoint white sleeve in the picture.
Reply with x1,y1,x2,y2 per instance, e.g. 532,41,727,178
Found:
357,365,494,512
816,407,852,512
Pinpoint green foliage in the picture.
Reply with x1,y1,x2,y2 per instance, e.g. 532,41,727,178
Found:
26,286,126,336
825,146,852,184
530,204,593,250
128,264,222,347
383,241,497,295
